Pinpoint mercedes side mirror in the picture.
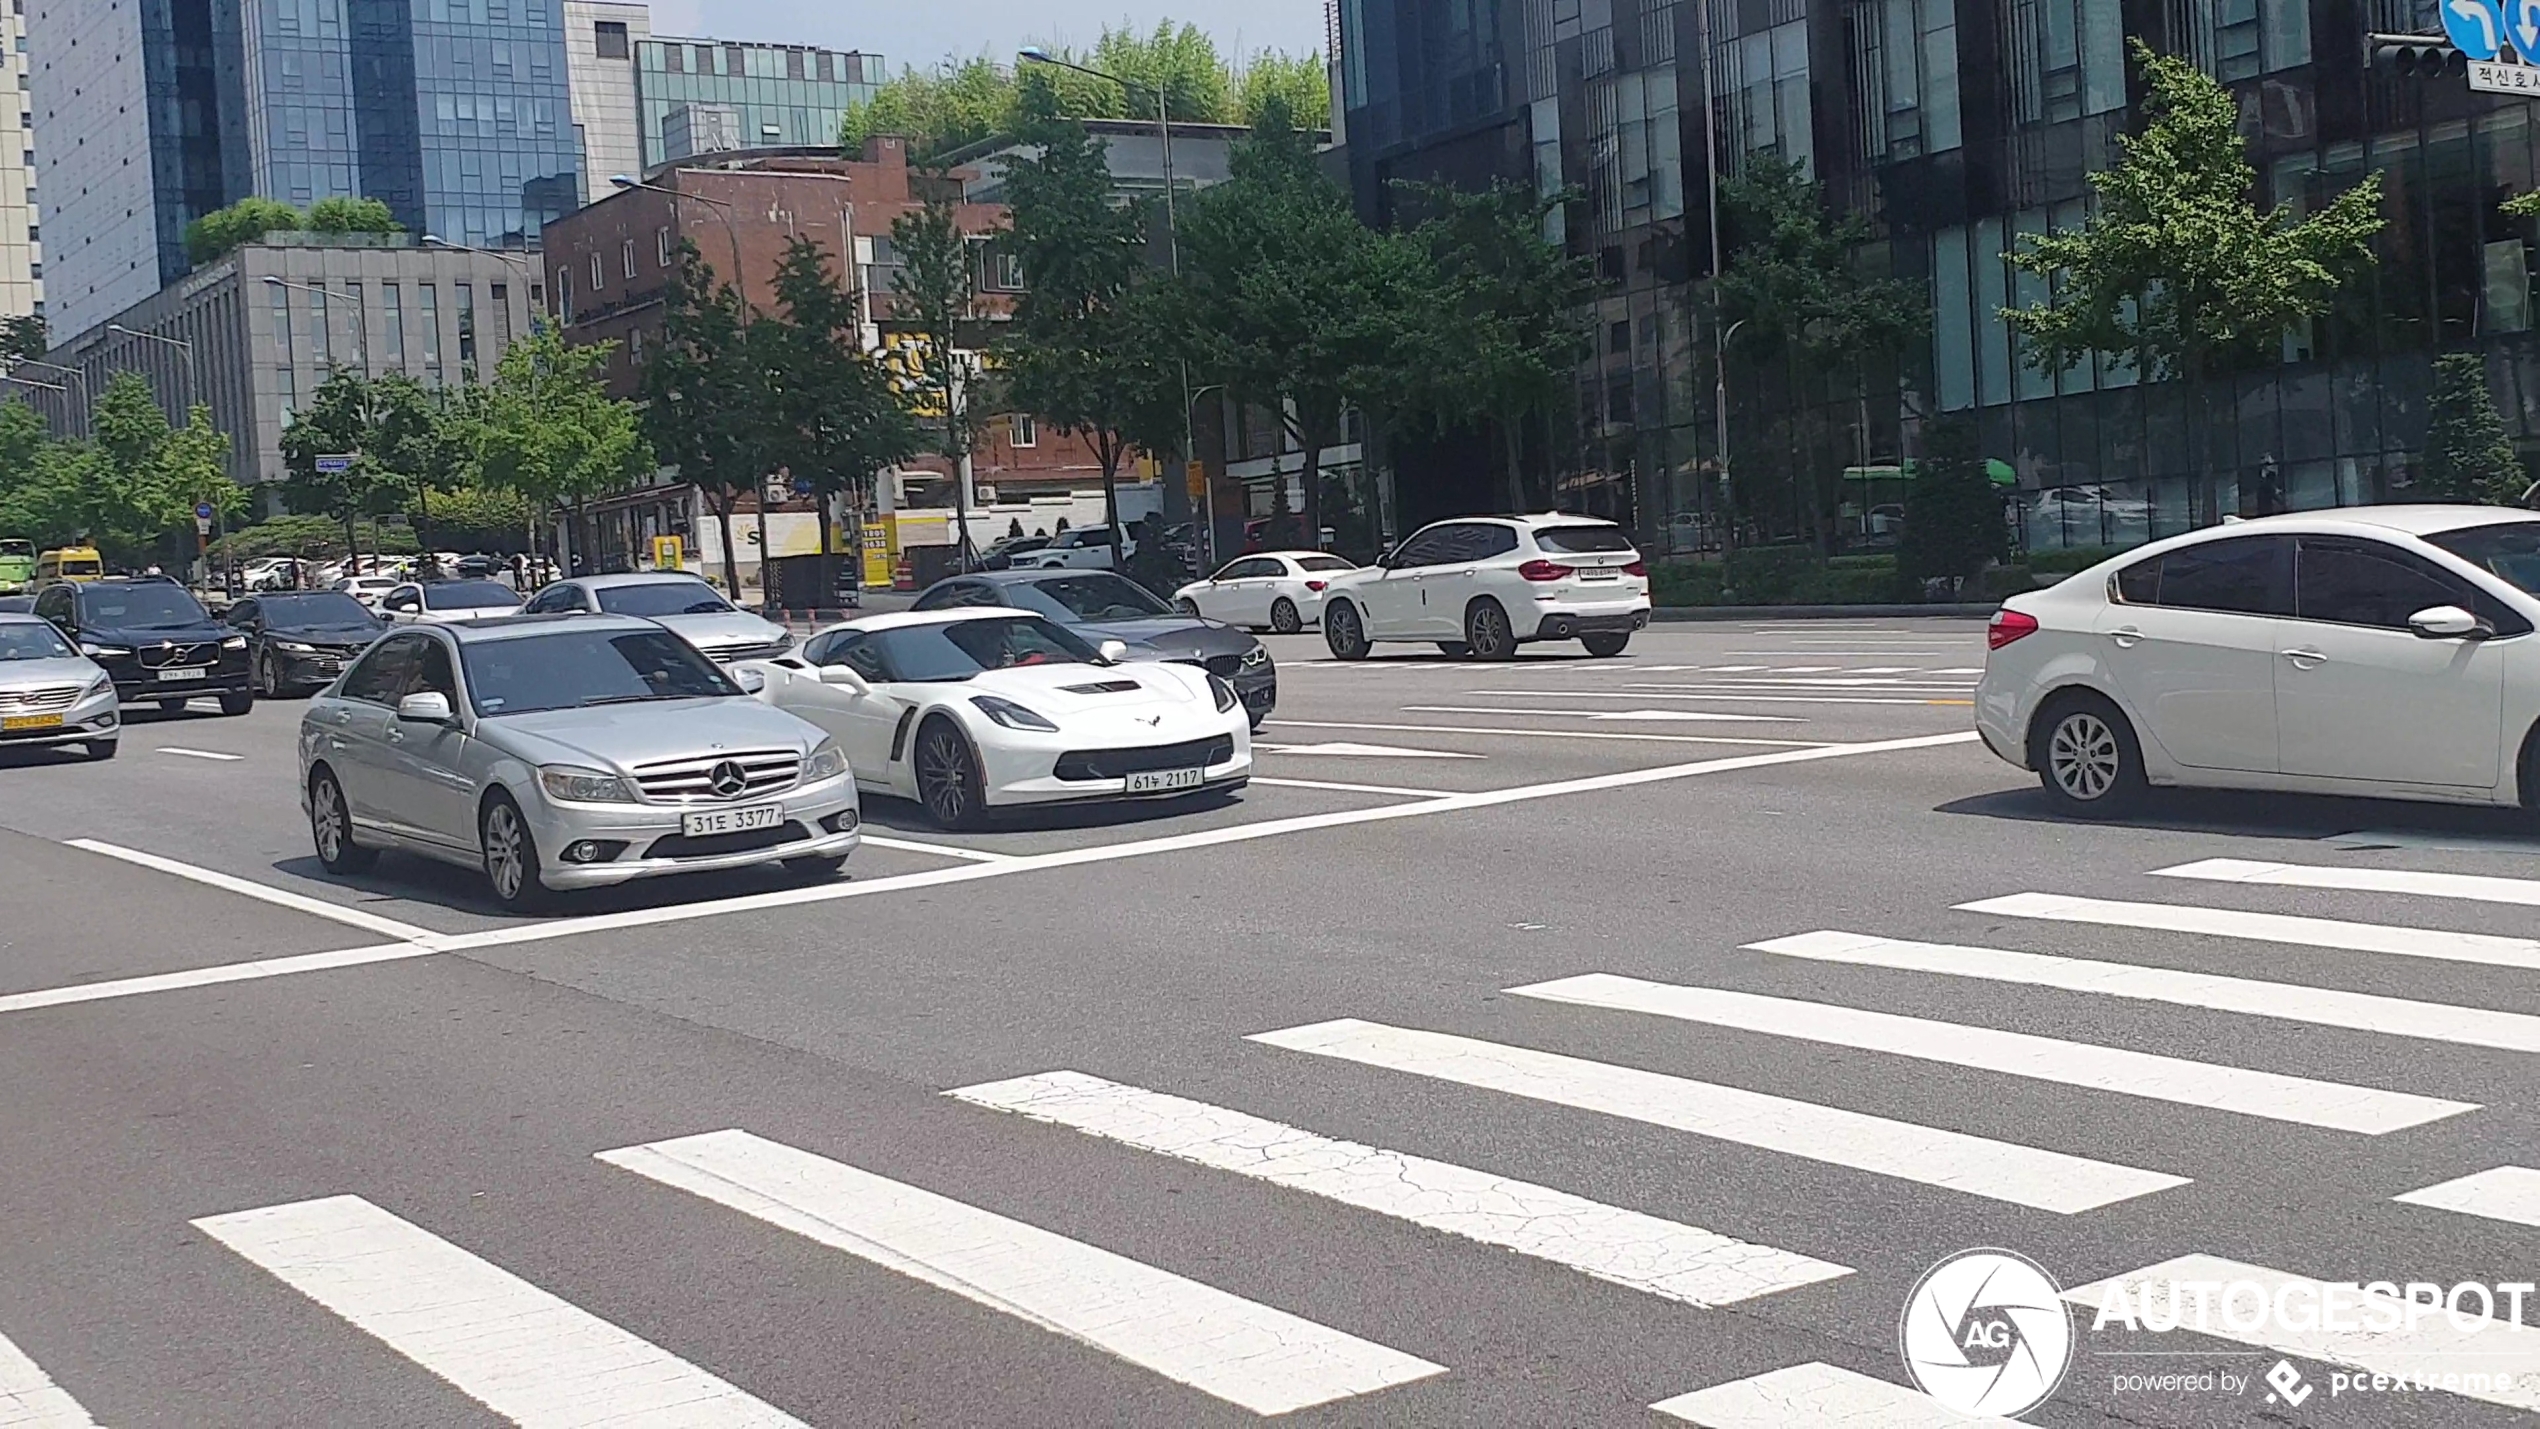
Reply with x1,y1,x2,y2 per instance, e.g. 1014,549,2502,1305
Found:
396,691,455,725
1097,639,1131,664
2408,604,2492,640
815,664,868,693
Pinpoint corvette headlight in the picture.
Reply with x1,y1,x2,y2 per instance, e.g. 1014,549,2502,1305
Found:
804,739,848,781
1238,644,1269,671
222,635,248,650
79,642,130,658
275,640,317,654
971,694,1059,731
537,765,636,802
1208,673,1238,712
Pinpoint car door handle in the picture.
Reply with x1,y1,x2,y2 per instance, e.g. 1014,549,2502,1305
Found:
2282,648,2328,669
2106,626,2144,648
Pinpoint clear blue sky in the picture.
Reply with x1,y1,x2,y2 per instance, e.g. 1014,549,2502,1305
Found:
642,0,1328,73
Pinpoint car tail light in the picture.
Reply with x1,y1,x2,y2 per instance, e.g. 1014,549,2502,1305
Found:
1622,560,1647,577
1518,559,1573,582
1988,608,2040,650
1304,580,1327,592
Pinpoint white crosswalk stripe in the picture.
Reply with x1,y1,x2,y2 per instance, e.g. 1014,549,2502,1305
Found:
193,1194,810,1427
2155,856,2540,909
1506,973,2473,1133
1749,928,2540,1053
1248,1018,2188,1212
2395,1166,2540,1228
597,1128,1446,1415
2065,1255,2540,1413
0,1331,101,1429
1958,891,2540,973
951,1070,1850,1306
1652,1362,2013,1425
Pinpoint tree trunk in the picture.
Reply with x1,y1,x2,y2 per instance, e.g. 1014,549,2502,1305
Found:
1098,439,1122,571
814,488,835,603
711,487,743,598
1502,415,1526,512
1300,436,1324,552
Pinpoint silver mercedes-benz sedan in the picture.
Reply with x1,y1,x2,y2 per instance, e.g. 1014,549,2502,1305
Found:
0,612,119,759
296,614,859,909
522,572,794,662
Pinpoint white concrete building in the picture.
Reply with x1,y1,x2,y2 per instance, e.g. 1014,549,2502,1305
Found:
0,0,37,325
564,0,650,205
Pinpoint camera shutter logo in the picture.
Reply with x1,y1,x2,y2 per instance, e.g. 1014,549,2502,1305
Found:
1899,1248,2073,1418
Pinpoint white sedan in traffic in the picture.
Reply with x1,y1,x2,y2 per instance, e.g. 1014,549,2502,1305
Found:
1174,550,1359,633
739,607,1251,829
1978,506,2540,816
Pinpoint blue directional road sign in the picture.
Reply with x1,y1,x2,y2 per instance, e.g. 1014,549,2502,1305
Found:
2511,0,2540,59
2447,0,2505,61
194,502,214,521
315,453,354,474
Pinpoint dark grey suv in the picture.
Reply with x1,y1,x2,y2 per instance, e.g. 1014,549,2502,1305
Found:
911,569,1276,726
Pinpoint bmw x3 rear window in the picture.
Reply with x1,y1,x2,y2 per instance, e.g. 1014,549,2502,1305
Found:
1533,525,1635,555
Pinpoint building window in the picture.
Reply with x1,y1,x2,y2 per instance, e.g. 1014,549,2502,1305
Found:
984,249,1024,291
456,282,477,367
589,252,603,291
622,237,636,279
276,365,295,421
345,283,367,373
269,286,293,365
656,226,671,265
555,267,572,322
594,19,628,58
381,282,404,368
308,288,330,369
490,282,513,348
419,282,441,381
627,326,644,364
1009,413,1036,447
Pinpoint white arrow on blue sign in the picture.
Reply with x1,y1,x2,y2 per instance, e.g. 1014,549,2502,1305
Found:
2448,0,2506,60
2510,0,2540,59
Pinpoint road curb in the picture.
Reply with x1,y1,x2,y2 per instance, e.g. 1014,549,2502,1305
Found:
1650,602,2000,621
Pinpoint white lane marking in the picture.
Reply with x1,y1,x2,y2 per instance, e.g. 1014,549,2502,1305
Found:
1702,665,1772,672
1483,689,1972,707
1267,719,1824,748
2156,857,2540,909
1761,666,1841,673
1250,740,1486,759
10,733,1978,1014
1750,930,2540,1054
1507,973,2470,1134
0,1330,103,1428
598,1129,1443,1415
1651,1362,2011,1426
857,834,1014,862
154,746,244,761
1251,776,1452,798
950,1070,1851,1307
1248,1019,2186,1213
194,1194,808,1427
1398,705,1800,723
2325,828,2540,856
1960,891,2540,974
64,838,444,945
2064,1255,2540,1413
2395,1167,2540,1227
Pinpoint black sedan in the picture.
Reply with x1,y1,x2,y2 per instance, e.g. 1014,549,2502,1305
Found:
910,569,1276,726
31,576,253,714
225,590,388,697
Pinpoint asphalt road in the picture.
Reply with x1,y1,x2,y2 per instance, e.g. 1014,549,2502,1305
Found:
6,618,2540,1426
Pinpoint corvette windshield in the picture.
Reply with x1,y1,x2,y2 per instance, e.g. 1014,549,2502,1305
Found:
870,616,1100,682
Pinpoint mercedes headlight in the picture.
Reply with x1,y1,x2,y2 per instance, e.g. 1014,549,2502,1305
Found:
79,642,130,658
771,630,795,652
537,764,636,802
804,739,848,781
971,694,1059,731
275,640,317,654
1208,673,1238,713
222,635,248,650
1238,644,1269,670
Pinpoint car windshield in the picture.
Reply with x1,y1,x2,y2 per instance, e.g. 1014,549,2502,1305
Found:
459,628,739,715
1533,524,1636,555
422,579,521,610
595,580,731,617
260,592,377,626
2427,521,2540,596
1023,573,1173,621
1296,555,1355,572
0,622,73,660
870,616,1100,682
80,584,206,628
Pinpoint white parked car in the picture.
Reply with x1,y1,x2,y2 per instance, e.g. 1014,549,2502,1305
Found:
739,607,1251,829
1320,515,1651,660
1978,507,2540,816
333,575,402,609
1026,527,1123,570
379,578,524,625
1174,551,1358,633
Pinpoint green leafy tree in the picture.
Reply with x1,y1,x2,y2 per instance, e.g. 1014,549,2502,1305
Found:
644,241,763,590
1235,52,1330,128
1896,415,2008,588
0,314,47,366
481,321,651,567
891,189,991,565
2422,352,2527,505
1716,154,1930,554
185,197,309,264
2004,40,2382,522
764,235,922,581
280,370,438,568
998,83,1181,548
305,196,403,235
1086,21,1234,123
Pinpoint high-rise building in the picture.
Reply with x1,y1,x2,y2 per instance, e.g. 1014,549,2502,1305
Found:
0,0,40,323
633,37,877,169
563,0,647,201
30,0,579,343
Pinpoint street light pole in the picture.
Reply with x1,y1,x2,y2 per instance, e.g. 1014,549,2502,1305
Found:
1716,317,1747,552
107,323,198,418
14,358,89,435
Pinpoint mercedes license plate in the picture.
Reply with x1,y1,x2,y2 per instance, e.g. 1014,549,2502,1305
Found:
1125,767,1205,794
681,804,782,837
156,667,208,681
2,713,63,731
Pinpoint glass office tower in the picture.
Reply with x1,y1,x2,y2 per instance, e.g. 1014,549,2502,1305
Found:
633,38,877,166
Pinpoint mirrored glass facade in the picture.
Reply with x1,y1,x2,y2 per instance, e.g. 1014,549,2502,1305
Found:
633,38,877,166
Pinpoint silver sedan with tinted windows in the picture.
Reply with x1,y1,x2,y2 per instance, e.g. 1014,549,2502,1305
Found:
521,571,794,662
297,614,858,909
0,613,119,759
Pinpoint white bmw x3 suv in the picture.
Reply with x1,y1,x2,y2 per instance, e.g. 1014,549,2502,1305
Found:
1977,506,2540,817
1321,515,1651,660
